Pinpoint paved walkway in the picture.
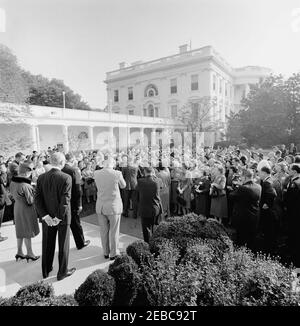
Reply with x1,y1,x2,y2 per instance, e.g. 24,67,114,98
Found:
0,219,139,298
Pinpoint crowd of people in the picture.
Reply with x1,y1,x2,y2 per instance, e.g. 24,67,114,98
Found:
0,141,300,280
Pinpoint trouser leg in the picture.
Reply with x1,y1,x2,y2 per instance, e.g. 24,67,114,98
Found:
97,213,110,256
108,214,121,257
42,221,57,278
57,224,70,278
70,209,85,249
141,218,154,243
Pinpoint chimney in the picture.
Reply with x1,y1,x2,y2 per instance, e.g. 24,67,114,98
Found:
119,62,126,69
179,44,188,54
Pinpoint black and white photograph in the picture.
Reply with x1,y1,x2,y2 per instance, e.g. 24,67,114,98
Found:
1,0,300,314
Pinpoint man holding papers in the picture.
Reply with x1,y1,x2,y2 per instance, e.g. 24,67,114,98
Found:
35,152,76,281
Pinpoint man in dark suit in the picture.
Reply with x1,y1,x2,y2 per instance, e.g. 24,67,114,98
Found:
230,169,261,251
136,167,162,243
35,152,76,281
121,156,139,219
258,166,277,255
283,164,300,268
62,153,90,250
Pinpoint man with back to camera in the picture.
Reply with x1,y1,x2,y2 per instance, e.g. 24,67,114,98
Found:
62,153,90,250
136,166,163,243
230,168,262,251
35,152,76,281
94,156,126,260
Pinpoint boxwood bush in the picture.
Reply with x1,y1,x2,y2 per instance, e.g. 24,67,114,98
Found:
74,269,115,306
126,240,153,267
149,213,233,257
0,282,78,306
108,254,141,306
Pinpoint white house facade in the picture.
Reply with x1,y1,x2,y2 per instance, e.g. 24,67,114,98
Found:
105,44,272,134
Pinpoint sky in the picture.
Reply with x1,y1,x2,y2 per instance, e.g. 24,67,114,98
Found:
0,0,300,109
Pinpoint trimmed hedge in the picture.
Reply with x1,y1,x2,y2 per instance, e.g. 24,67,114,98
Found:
149,213,233,257
126,240,153,267
108,254,141,306
74,269,115,306
0,281,78,306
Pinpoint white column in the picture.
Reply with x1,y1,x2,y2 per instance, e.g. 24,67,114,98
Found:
62,125,69,153
88,126,94,150
140,127,145,146
36,125,41,152
30,124,38,152
151,128,156,147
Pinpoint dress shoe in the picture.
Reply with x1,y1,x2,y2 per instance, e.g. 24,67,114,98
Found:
104,255,109,259
78,240,90,250
15,254,26,261
110,257,116,261
26,255,40,262
43,267,53,279
57,267,76,281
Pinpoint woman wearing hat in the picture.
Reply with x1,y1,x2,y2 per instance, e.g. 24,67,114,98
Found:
10,161,40,262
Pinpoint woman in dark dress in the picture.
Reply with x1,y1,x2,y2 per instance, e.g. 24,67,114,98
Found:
194,167,211,217
9,162,40,262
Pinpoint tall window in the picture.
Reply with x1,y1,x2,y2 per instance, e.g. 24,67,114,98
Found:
143,108,147,116
170,78,177,94
191,74,198,91
128,87,133,100
148,104,154,117
171,105,177,119
114,89,119,102
155,107,158,117
128,109,134,115
191,102,199,120
225,82,227,97
213,75,216,91
219,79,222,94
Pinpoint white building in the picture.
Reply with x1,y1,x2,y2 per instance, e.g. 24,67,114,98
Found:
105,44,272,134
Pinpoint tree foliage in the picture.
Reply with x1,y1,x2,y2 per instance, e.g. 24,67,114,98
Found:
22,71,91,110
227,74,300,147
0,44,29,104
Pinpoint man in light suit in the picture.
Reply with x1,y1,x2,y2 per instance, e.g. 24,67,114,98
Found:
94,156,126,260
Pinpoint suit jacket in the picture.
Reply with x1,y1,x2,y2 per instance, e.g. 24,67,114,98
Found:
122,165,138,190
94,168,126,215
230,181,262,230
35,168,72,225
260,176,277,210
284,176,300,221
136,176,163,219
62,163,82,211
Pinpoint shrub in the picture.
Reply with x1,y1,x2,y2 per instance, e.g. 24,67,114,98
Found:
126,240,153,267
150,214,232,258
49,294,78,306
138,252,200,306
108,254,141,306
2,281,55,306
74,270,115,306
